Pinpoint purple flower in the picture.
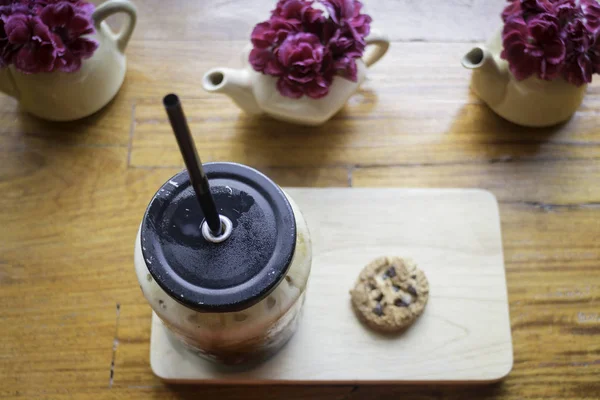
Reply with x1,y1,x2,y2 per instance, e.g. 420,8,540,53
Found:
321,0,371,48
0,0,97,73
500,0,600,85
249,0,371,98
4,13,57,73
501,14,565,80
249,17,301,75
562,19,595,85
346,0,371,38
502,0,553,22
275,32,333,99
0,1,30,67
332,54,357,81
272,0,324,27
39,2,97,72
250,18,300,49
563,51,592,86
555,0,600,84
320,0,370,82
501,0,521,22
31,0,95,16
0,20,13,67
554,0,600,32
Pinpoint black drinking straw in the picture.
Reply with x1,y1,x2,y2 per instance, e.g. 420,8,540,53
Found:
163,94,222,235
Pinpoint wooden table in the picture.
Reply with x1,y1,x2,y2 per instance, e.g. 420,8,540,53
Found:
1,0,598,398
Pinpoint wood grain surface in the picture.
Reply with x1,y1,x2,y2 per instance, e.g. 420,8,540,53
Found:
0,0,599,399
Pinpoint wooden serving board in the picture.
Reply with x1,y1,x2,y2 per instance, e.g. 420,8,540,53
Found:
150,188,513,384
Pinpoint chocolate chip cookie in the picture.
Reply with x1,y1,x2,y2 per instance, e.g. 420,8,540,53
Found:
350,256,429,333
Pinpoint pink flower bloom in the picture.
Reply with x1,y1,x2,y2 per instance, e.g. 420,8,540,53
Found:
249,0,371,98
39,2,97,72
554,0,600,32
500,0,600,85
563,51,593,86
319,0,370,82
0,0,97,73
332,54,357,81
501,14,565,80
501,0,521,22
347,1,371,38
502,0,553,22
250,18,300,49
322,0,371,47
249,18,300,75
0,2,30,67
561,19,595,86
276,32,334,99
34,0,95,16
4,14,57,73
272,0,324,26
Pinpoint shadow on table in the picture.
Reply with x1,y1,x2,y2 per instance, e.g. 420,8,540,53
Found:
231,87,378,187
163,381,506,400
448,101,569,161
12,86,125,147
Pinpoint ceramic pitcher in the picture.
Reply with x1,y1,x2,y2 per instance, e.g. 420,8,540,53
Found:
202,29,390,126
462,31,586,127
0,0,137,121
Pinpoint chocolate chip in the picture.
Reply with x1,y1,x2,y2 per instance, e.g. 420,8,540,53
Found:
385,266,397,278
374,292,384,302
392,285,401,292
368,283,377,290
373,303,384,316
411,275,417,279
394,298,409,307
407,285,418,296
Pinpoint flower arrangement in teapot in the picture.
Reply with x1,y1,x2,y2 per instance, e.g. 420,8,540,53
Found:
462,0,600,127
249,0,372,99
0,0,98,74
0,0,137,122
500,0,600,86
202,0,390,126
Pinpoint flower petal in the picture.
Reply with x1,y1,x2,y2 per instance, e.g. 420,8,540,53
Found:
56,49,82,72
14,43,56,74
69,37,97,58
41,3,75,28
277,77,304,98
5,14,31,45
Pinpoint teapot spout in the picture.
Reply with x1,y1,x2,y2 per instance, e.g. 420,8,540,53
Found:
202,68,262,115
461,45,508,107
461,46,491,70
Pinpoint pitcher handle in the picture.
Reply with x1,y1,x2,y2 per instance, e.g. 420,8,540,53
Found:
363,28,390,67
92,0,137,53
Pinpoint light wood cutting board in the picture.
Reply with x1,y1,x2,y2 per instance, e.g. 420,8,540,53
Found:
150,188,513,383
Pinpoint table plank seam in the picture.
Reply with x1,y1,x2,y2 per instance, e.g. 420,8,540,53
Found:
126,102,137,168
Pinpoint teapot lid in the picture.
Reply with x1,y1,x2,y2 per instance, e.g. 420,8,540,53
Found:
140,162,296,312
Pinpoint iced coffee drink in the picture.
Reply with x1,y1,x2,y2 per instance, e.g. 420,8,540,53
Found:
134,162,311,365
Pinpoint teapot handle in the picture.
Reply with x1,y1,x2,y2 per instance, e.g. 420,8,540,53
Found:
92,0,137,53
363,28,390,67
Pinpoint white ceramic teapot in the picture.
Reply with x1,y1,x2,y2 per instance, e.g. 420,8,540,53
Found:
0,0,137,121
462,31,586,127
202,29,390,126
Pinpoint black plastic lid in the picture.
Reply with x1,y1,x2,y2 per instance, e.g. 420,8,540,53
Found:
140,162,297,312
